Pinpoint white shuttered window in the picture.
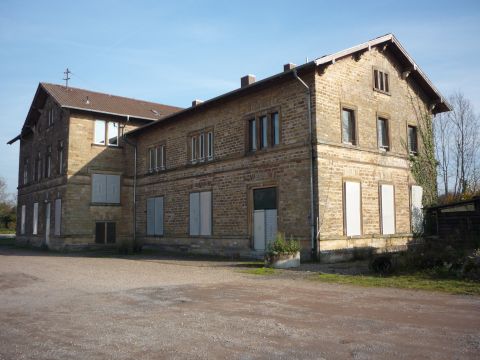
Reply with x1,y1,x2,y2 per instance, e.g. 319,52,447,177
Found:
92,174,120,204
189,191,212,236
33,203,38,235
380,184,395,235
344,181,362,236
146,197,164,236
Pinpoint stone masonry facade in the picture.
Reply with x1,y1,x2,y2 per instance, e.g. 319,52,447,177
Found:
12,35,450,261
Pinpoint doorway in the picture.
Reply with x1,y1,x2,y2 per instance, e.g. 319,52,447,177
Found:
253,187,277,251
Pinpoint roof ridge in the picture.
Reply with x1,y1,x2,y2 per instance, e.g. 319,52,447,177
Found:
40,82,182,109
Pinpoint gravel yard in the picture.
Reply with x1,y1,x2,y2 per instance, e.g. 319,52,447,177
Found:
0,247,479,359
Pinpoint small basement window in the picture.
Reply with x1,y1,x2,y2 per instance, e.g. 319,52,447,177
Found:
95,222,116,244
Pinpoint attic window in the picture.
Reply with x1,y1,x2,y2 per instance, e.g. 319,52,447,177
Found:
373,68,390,94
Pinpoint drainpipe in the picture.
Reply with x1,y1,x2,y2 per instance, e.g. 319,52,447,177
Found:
122,116,137,246
293,68,318,259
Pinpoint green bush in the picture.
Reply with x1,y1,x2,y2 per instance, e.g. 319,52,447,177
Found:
266,233,300,256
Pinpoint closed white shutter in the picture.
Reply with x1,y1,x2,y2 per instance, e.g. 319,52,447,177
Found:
106,175,120,203
33,203,38,235
154,197,164,236
345,181,361,236
199,191,211,236
411,185,424,233
253,210,266,250
146,198,155,236
265,209,277,246
92,174,107,203
54,199,61,236
189,192,200,236
21,205,26,234
380,184,395,235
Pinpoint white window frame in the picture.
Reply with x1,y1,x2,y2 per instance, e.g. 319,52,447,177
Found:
377,117,389,150
191,136,198,163
271,112,280,146
157,145,165,170
199,133,205,161
48,109,54,127
148,148,156,173
94,120,106,145
107,122,119,147
342,108,356,145
408,125,418,155
207,131,214,160
46,146,52,178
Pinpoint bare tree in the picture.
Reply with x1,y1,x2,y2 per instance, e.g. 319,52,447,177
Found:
434,111,452,195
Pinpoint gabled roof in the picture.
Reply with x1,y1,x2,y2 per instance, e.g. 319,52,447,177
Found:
127,33,451,137
8,83,182,144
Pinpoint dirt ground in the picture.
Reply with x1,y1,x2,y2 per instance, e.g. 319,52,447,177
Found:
0,248,479,359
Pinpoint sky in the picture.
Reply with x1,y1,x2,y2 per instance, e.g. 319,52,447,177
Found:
0,0,479,195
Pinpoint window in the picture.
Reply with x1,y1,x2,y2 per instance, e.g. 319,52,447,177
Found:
147,197,164,236
189,191,212,236
380,184,395,235
45,146,52,178
95,222,116,244
248,119,257,151
411,185,423,233
23,158,29,185
58,141,64,174
47,109,54,127
107,122,119,146
148,145,166,173
248,112,280,151
33,203,39,235
35,152,42,182
94,120,106,145
260,115,268,149
20,205,26,234
408,125,418,154
377,117,389,150
373,68,390,94
207,131,214,160
91,174,120,204
54,199,61,236
342,108,356,145
271,112,280,146
189,130,214,164
344,181,361,236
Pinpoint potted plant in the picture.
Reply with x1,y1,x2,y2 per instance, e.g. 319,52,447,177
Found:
265,233,301,269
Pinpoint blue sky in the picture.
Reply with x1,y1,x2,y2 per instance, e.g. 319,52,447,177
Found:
1,0,479,194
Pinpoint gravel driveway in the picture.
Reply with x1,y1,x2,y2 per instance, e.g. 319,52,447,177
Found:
0,247,479,359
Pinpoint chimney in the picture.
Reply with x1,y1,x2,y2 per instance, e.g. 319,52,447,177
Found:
192,99,203,107
241,74,256,88
284,63,296,72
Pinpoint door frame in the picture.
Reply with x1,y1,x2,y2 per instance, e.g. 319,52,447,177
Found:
247,183,279,249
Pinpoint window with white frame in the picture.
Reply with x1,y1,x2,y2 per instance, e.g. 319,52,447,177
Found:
148,145,166,173
189,129,214,164
47,109,54,127
91,174,120,204
33,202,39,235
373,68,390,94
248,112,280,152
408,125,418,154
20,205,26,234
342,108,356,145
146,196,164,236
35,152,42,182
344,181,362,236
380,184,395,235
94,120,119,146
189,191,212,236
377,117,389,150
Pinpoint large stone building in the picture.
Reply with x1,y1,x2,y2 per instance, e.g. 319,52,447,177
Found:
9,34,450,261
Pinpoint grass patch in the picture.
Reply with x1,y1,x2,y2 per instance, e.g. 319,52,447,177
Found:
0,229,15,234
241,267,277,276
312,273,480,295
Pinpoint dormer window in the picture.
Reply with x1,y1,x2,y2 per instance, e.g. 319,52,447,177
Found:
373,68,390,94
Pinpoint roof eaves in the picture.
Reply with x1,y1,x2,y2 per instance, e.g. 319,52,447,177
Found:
62,105,158,121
